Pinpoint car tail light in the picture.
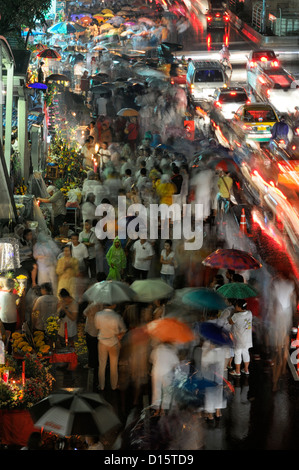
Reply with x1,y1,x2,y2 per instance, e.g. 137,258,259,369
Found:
216,13,220,17
215,101,222,108
260,56,268,62
292,145,296,150
224,15,229,21
246,99,251,104
230,92,236,95
206,16,212,21
271,60,279,67
249,61,257,67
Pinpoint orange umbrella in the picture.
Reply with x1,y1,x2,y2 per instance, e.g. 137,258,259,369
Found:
79,16,93,25
147,318,194,344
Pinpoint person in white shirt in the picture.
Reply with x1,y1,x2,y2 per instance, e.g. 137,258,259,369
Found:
81,193,97,225
94,304,127,390
150,341,180,411
79,220,98,278
132,238,155,280
229,299,253,376
160,239,176,287
67,233,89,273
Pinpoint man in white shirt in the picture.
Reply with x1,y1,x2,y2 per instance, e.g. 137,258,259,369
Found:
94,305,127,390
67,233,89,273
132,238,155,280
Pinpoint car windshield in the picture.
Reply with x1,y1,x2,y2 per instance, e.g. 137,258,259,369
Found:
220,93,247,103
242,108,277,122
252,51,276,60
195,69,223,82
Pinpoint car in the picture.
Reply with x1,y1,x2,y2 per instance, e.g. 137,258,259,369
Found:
230,103,279,144
186,60,227,104
246,49,279,71
210,86,250,120
206,9,229,29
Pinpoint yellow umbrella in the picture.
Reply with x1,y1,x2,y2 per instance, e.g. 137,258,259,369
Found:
100,23,112,32
103,13,114,18
101,8,114,14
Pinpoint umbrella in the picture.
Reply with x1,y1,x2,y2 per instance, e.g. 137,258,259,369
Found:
138,17,155,26
36,48,61,60
102,9,114,14
30,390,120,437
78,16,93,25
90,84,111,94
100,23,113,32
217,282,258,299
173,373,218,407
70,13,92,21
92,45,108,52
203,249,262,271
83,280,137,304
135,67,167,80
147,317,194,343
48,22,77,35
46,73,70,83
72,23,87,32
117,108,139,117
182,288,227,311
196,321,234,347
130,278,174,303
32,43,47,52
27,82,48,90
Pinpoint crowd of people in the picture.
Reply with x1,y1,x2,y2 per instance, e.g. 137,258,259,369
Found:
1,0,299,451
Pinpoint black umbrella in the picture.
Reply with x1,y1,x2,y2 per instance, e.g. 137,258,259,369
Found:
30,389,121,437
46,73,70,83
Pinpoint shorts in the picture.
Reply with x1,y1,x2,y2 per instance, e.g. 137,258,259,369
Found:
234,348,250,364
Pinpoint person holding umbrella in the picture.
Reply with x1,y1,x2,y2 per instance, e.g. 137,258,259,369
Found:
229,299,253,376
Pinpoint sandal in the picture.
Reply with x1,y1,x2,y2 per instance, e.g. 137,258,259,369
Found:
241,369,250,375
229,370,241,376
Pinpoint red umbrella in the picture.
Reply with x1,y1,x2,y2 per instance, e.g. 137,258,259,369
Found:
203,249,262,270
36,48,61,60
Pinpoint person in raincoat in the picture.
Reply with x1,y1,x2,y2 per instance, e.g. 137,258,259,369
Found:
106,236,127,280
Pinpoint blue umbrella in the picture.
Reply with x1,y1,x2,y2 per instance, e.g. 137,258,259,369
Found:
48,22,77,35
182,288,227,311
196,321,234,347
173,372,217,407
28,82,48,90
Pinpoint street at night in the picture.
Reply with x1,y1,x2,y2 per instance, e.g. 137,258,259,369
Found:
0,0,299,456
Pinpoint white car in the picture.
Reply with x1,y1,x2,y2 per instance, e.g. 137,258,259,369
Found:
211,86,250,120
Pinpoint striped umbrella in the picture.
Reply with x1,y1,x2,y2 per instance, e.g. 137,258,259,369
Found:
203,249,262,270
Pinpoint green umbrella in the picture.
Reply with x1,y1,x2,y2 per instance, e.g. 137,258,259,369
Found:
217,282,258,299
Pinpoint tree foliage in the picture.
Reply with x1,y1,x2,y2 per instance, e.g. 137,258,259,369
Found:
0,0,52,37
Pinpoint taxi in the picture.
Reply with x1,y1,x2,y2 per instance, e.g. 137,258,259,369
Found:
231,103,279,143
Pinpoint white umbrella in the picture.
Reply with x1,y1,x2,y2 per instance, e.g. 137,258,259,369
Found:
83,280,137,304
135,67,167,80
130,278,174,303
